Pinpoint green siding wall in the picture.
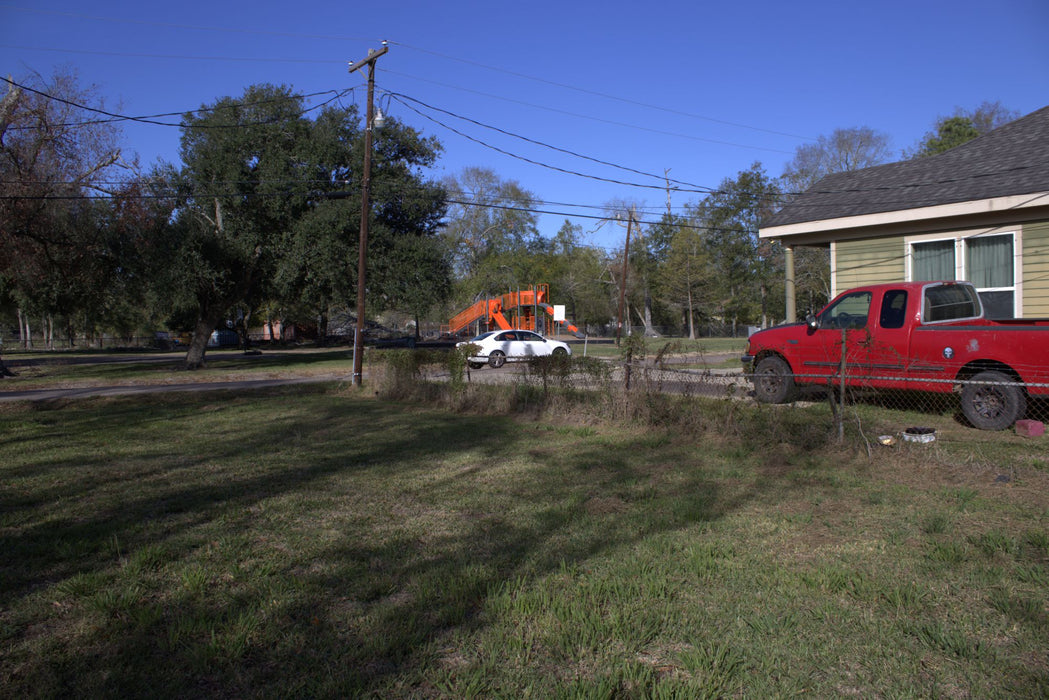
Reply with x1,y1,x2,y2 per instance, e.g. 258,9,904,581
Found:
834,237,906,292
1022,220,1049,316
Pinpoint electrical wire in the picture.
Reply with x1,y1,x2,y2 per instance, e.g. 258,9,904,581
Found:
389,93,715,196
385,41,815,141
1,77,352,129
0,4,812,143
381,70,797,156
6,78,1042,224
387,91,715,192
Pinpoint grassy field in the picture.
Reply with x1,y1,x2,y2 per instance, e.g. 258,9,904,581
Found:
1,375,1047,697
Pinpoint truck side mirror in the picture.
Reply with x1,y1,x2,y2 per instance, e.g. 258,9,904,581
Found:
805,313,819,331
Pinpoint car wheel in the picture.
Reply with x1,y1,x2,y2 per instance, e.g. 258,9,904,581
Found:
552,347,568,357
488,350,506,368
753,355,798,404
960,370,1026,430
468,361,484,370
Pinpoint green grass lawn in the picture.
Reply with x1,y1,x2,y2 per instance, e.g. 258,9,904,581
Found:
1,382,1047,697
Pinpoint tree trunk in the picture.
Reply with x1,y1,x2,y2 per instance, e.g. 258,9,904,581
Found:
16,309,27,349
317,312,329,347
236,308,253,351
184,310,223,369
687,286,696,340
643,285,655,336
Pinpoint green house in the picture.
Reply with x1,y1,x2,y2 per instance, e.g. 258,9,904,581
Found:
760,105,1049,321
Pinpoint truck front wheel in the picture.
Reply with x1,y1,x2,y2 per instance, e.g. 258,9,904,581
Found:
960,370,1026,430
753,356,798,404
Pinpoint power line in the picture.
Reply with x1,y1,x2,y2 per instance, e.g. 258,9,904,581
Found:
389,92,715,196
1,77,351,129
0,185,755,237
386,41,815,141
381,70,797,156
9,77,1038,214
388,92,715,193
1,4,812,144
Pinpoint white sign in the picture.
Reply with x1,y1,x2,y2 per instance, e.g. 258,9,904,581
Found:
553,305,566,322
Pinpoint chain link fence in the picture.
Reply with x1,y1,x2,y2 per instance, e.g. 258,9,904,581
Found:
443,348,1049,462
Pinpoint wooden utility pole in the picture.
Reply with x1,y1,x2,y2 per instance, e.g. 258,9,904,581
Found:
348,44,388,386
615,207,635,346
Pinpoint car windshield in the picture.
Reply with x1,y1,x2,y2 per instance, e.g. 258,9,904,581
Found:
469,332,498,341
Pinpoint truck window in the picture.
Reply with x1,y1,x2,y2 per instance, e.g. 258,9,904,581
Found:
922,284,981,322
820,291,871,329
879,290,907,329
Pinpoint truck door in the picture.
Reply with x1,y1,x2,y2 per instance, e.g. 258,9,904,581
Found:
858,288,912,389
799,290,874,383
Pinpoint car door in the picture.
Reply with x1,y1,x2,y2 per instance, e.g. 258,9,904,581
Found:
501,331,530,360
859,288,912,389
516,331,545,358
491,331,515,359
796,290,873,383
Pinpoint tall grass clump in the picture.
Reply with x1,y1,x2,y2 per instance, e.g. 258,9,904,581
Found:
374,348,450,401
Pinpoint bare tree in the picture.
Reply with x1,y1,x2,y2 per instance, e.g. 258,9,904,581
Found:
0,69,127,344
781,127,892,195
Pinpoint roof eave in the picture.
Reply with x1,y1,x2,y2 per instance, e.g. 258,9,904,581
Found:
760,190,1049,241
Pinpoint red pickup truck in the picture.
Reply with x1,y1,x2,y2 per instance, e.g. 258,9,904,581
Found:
742,281,1049,430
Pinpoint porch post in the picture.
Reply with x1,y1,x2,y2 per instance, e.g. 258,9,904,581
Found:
784,244,796,323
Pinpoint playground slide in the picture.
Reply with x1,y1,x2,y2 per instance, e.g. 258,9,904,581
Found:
448,298,494,336
448,290,585,339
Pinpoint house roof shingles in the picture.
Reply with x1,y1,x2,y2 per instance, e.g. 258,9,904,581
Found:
763,105,1049,229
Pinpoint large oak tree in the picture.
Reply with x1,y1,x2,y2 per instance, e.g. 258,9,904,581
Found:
166,84,448,367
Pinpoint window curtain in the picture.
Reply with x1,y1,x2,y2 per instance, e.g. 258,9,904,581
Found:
967,235,1013,288
912,240,955,281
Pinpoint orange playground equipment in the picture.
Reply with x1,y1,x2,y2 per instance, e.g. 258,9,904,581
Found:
448,283,584,338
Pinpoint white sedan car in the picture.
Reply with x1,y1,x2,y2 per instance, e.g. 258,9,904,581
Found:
457,330,571,369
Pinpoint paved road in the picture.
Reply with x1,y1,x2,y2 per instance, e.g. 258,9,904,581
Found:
0,350,750,402
0,350,360,402
0,375,349,403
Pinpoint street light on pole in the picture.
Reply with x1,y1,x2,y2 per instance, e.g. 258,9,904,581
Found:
348,43,388,387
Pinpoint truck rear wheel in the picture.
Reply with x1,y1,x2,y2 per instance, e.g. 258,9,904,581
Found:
753,356,798,404
960,370,1026,430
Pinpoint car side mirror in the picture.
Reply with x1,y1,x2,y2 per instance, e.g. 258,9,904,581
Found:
805,313,819,331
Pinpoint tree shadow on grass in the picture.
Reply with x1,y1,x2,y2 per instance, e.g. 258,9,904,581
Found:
0,386,826,696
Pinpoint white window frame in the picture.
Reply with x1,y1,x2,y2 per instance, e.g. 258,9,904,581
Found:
905,229,1021,317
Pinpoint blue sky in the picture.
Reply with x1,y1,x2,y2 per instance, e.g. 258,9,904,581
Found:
2,0,1047,250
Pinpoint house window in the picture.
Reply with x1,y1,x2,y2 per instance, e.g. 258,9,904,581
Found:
910,233,1015,319
966,235,1014,319
912,240,955,281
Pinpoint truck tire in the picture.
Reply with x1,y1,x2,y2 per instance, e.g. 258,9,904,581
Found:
488,350,506,368
753,356,798,404
960,370,1026,430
